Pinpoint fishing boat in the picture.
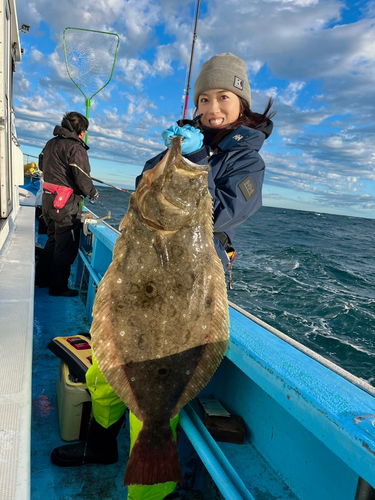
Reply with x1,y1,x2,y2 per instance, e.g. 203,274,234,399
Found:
1,1,374,499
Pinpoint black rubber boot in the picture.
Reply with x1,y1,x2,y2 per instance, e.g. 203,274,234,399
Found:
51,414,126,467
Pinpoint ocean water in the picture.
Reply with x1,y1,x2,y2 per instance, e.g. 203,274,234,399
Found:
89,186,375,386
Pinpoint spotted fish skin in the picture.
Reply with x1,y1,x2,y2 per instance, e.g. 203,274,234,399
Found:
90,137,229,486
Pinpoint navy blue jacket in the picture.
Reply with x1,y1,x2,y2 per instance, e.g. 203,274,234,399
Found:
136,121,272,269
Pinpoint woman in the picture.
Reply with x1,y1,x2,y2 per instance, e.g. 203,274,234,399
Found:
50,53,275,500
138,52,275,274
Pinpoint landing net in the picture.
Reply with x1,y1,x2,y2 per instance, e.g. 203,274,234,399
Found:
56,27,120,142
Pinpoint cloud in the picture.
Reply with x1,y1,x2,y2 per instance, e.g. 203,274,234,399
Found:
116,58,155,88
312,191,375,211
268,101,330,137
16,0,162,55
30,48,44,62
13,68,31,95
284,124,375,179
191,0,374,115
279,82,306,106
13,0,375,217
263,139,373,210
153,45,174,77
116,44,176,88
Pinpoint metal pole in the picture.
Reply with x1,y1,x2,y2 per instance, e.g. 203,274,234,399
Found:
183,0,201,119
179,406,255,500
355,478,375,500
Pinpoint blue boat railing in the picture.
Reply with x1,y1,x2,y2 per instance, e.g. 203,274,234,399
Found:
76,210,375,399
180,405,256,500
73,212,375,499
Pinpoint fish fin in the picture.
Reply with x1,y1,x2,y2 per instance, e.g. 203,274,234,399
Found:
119,194,137,231
119,212,129,231
124,425,182,486
172,340,228,418
172,251,229,416
91,265,143,421
153,233,169,267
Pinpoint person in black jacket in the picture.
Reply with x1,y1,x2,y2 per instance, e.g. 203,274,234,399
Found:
35,111,99,297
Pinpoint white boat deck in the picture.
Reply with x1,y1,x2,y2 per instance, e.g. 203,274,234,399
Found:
0,207,35,500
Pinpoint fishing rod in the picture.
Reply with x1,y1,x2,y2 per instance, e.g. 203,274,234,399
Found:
22,152,132,194
183,0,201,119
91,177,133,194
88,177,133,225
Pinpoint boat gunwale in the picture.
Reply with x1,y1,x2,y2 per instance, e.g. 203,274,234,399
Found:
229,300,375,398
84,212,375,398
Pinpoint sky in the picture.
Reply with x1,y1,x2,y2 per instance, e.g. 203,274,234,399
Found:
14,0,375,218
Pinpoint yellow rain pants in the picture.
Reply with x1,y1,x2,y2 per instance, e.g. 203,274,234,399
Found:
85,353,179,500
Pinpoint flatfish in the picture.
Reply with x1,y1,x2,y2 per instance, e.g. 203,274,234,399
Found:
91,137,229,486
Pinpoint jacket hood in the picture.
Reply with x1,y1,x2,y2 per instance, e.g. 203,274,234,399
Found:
218,124,271,153
254,117,273,139
53,123,89,150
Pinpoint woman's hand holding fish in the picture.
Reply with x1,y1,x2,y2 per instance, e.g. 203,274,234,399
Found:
162,125,203,154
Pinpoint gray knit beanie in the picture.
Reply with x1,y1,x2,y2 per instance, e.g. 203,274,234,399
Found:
193,53,251,107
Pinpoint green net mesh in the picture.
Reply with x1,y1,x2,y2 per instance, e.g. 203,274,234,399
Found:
56,27,119,101
55,28,119,142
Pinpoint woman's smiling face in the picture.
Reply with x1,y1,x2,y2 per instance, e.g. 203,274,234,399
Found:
197,89,242,128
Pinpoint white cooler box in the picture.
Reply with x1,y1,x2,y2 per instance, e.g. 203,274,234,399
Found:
56,360,92,441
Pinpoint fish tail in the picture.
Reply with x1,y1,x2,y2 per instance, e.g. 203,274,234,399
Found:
124,425,182,486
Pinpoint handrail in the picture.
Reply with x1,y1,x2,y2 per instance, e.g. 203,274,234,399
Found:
80,213,375,398
78,247,101,287
229,301,375,398
84,205,120,235
80,214,375,399
180,405,255,500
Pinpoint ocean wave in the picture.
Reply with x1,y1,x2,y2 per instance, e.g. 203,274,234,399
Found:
96,191,375,385
315,332,375,357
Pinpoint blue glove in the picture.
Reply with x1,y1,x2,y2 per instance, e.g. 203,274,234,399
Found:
162,125,203,155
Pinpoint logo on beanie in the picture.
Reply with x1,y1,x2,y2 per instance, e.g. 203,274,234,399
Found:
233,76,243,91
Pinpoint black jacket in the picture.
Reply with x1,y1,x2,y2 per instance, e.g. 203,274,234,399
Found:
136,120,273,269
39,118,97,199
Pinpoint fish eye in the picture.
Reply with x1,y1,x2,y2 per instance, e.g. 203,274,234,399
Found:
158,368,168,375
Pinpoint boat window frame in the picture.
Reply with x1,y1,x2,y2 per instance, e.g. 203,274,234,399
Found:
0,0,14,220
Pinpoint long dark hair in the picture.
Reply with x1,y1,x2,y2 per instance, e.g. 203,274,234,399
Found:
194,97,276,149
